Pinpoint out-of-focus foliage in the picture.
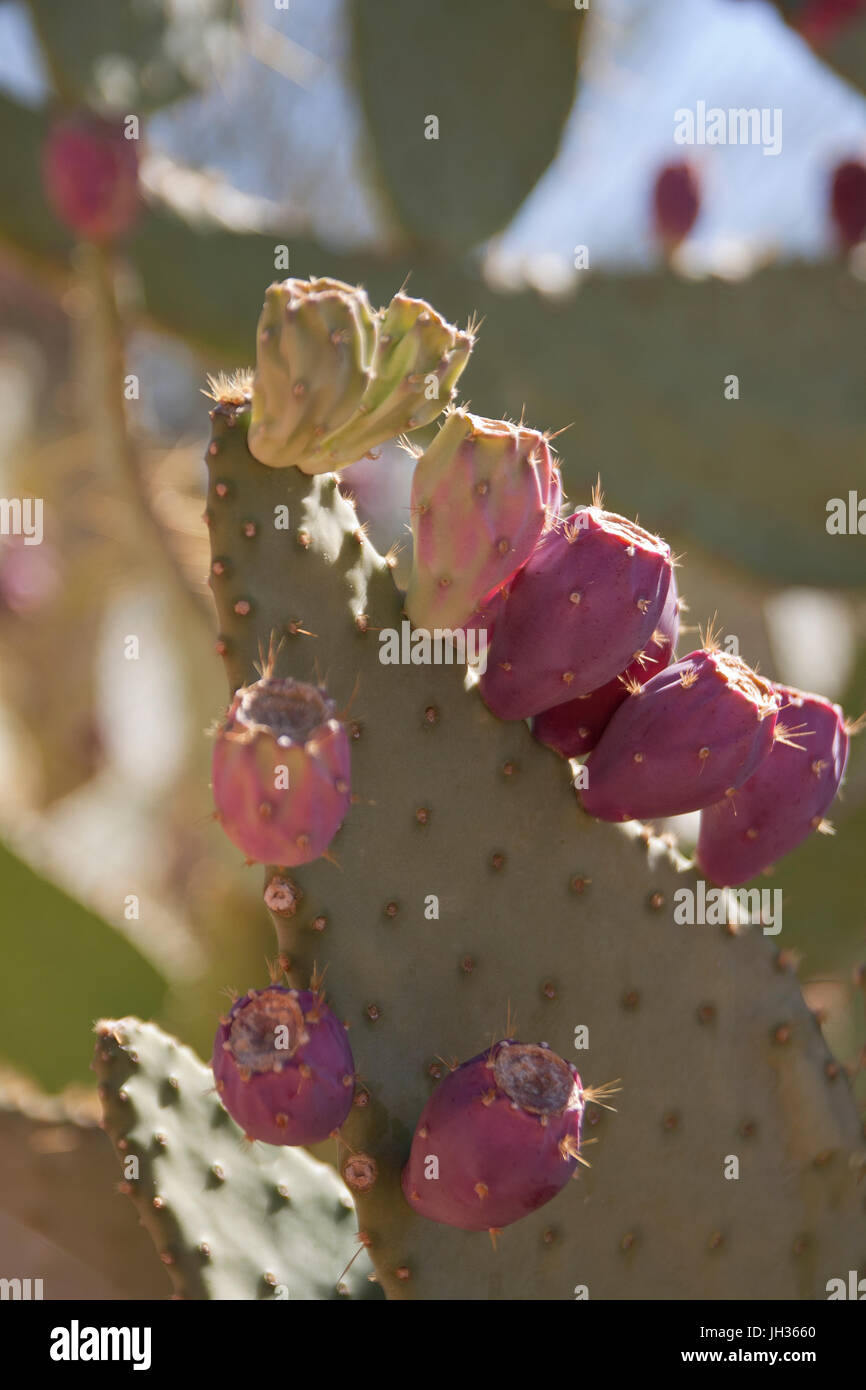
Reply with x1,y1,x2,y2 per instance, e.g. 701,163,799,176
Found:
0,426,119,805
0,840,167,1089
771,0,866,94
0,1071,170,1296
0,89,69,268
1,87,862,589
349,0,582,254
26,0,239,112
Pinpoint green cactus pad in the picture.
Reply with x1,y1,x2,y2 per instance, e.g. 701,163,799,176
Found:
0,840,166,1091
27,0,237,113
350,0,583,253
204,390,866,1300
93,1016,379,1300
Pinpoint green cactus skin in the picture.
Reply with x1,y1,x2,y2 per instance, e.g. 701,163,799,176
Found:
93,1017,379,1300
27,0,238,115
350,0,583,255
204,388,866,1301
249,280,473,475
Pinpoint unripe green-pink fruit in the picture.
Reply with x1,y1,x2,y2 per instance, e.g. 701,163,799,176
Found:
212,676,350,866
406,409,558,632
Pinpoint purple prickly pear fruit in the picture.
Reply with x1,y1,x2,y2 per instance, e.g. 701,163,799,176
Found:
652,161,700,250
479,507,674,721
405,409,555,632
212,675,350,866
696,685,850,886
42,112,141,244
580,648,780,822
531,579,680,758
402,1039,585,1231
829,158,866,249
212,985,355,1145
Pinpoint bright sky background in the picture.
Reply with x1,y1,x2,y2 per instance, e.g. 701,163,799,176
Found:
1,0,865,272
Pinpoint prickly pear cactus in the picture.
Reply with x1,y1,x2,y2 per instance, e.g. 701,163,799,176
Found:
197,282,866,1301
93,1017,377,1299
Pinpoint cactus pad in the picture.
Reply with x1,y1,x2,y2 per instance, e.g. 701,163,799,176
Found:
202,387,866,1300
94,1016,378,1299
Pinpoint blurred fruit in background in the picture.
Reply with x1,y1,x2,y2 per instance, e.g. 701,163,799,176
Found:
42,111,141,244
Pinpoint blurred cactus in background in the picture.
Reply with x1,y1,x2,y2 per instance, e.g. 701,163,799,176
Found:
0,0,863,1301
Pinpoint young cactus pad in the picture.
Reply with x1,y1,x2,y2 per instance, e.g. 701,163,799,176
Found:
248,278,473,474
201,294,866,1301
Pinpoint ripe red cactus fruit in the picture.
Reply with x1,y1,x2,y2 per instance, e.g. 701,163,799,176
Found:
697,685,850,886
42,111,141,244
580,648,780,822
212,985,355,1146
531,577,680,758
829,159,866,249
402,1040,593,1231
479,507,674,721
212,675,351,866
